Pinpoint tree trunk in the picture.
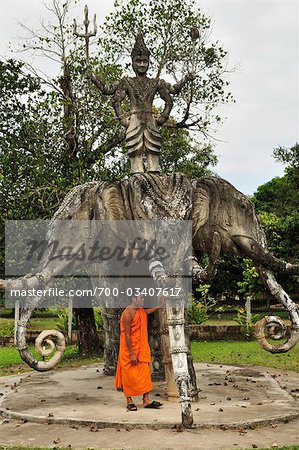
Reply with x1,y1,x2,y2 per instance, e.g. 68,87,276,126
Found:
74,308,101,356
74,297,101,357
59,61,77,160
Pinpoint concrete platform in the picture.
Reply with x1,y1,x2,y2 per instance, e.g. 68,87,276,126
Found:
0,363,298,430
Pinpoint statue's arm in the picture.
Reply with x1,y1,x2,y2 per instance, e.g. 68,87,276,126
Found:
112,80,129,128
86,69,118,95
169,73,196,95
156,80,173,126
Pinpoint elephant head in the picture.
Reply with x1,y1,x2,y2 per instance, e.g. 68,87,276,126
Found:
192,176,299,353
192,177,299,275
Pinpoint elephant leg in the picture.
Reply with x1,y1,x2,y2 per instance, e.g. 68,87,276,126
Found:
102,308,121,375
148,311,165,381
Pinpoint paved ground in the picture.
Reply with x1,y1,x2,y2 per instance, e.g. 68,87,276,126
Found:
0,362,298,449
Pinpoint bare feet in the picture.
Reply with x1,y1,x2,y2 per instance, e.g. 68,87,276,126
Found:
142,393,151,407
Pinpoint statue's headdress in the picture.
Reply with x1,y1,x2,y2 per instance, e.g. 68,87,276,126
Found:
131,31,150,60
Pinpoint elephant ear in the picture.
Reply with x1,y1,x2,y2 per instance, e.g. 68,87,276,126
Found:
192,187,210,237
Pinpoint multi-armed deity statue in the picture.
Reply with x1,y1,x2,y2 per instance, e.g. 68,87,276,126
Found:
1,5,298,429
87,32,194,174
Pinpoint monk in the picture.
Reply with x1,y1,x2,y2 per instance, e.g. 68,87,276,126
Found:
115,293,163,411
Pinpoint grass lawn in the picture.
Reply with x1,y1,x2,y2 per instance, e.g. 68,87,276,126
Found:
0,341,298,377
192,341,299,372
0,345,102,376
0,317,59,336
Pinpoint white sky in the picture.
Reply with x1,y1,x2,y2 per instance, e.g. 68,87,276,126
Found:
0,0,298,195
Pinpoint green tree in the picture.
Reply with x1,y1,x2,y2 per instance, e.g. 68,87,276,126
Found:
1,0,230,346
160,126,217,177
252,144,299,295
273,143,299,168
253,144,299,263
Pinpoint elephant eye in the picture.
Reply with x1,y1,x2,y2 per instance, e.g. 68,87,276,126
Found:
241,203,247,210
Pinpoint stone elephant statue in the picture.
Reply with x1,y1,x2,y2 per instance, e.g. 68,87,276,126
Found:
192,177,299,353
1,173,298,427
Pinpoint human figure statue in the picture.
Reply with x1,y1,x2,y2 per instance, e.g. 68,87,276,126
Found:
87,32,195,174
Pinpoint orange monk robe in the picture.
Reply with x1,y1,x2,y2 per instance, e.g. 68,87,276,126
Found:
115,307,153,397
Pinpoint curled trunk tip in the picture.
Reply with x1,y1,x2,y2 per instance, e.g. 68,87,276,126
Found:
17,328,66,372
255,316,299,354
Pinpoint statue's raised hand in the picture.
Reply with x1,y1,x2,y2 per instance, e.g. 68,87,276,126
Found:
186,72,197,82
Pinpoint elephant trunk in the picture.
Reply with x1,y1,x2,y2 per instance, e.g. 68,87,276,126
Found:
17,325,66,372
15,287,66,371
232,235,299,275
255,270,299,353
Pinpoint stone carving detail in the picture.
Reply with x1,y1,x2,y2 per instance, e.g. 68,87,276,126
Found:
88,32,195,174
170,346,188,354
174,330,181,341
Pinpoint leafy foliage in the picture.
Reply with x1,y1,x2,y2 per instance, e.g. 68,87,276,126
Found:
160,126,217,176
273,143,299,168
237,258,264,300
209,254,244,301
253,146,299,261
56,309,77,333
233,306,261,339
188,284,223,324
252,143,299,294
